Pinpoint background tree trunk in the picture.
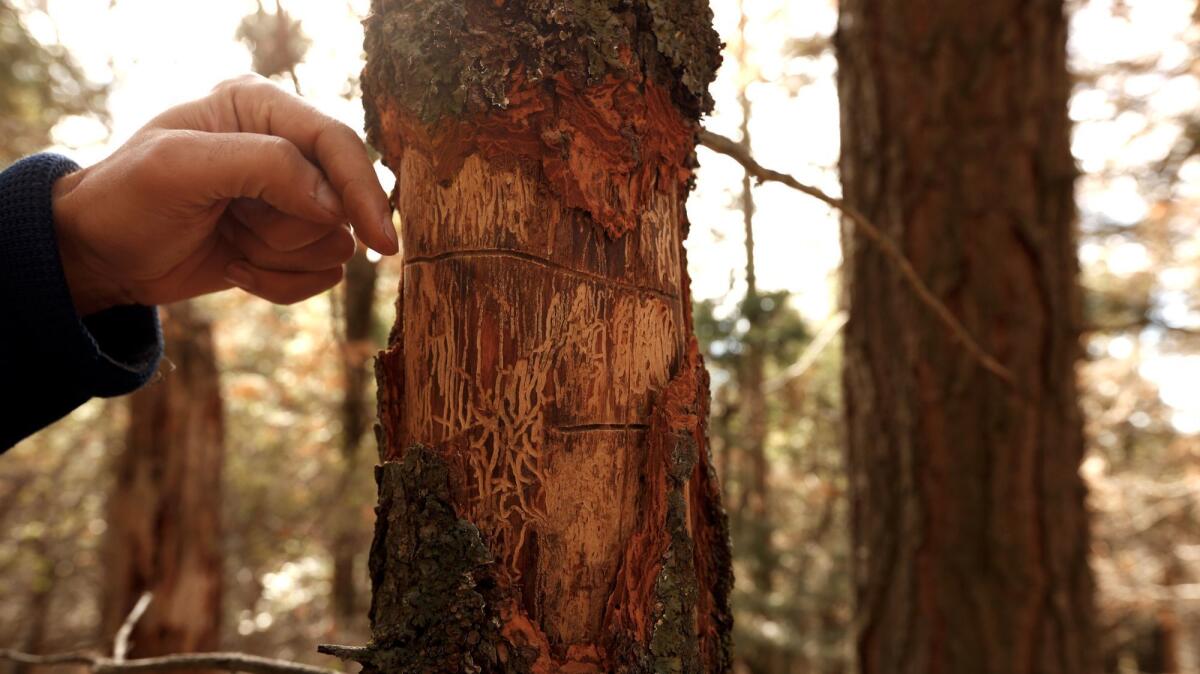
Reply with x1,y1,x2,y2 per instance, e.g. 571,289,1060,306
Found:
330,248,380,626
732,0,775,600
836,1,1096,673
103,303,223,659
345,0,731,670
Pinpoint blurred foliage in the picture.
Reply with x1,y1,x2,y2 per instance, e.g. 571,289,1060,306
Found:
0,0,107,165
696,292,850,674
1065,1,1200,670
0,400,123,657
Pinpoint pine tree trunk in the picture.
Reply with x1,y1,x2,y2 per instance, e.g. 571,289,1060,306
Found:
344,0,731,670
103,303,223,659
836,1,1095,673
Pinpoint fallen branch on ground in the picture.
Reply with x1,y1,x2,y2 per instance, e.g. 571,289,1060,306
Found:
698,129,1014,385
112,592,152,663
1,591,342,674
0,650,342,674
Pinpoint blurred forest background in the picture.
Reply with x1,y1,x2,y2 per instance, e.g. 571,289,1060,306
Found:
2,0,1200,672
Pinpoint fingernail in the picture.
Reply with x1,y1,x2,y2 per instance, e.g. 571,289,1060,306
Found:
224,262,255,291
382,211,399,252
314,181,343,216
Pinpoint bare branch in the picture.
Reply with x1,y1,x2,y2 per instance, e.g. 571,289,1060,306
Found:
765,311,847,393
113,591,152,662
0,650,342,674
698,129,1015,385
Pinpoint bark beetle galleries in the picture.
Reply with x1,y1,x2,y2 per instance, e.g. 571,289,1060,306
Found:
360,0,731,671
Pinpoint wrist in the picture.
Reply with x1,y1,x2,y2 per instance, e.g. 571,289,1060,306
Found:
52,169,133,316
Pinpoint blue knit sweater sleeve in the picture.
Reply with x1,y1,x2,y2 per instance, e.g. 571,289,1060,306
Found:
0,153,163,452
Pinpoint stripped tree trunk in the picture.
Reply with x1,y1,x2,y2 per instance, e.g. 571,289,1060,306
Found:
837,1,1096,673
345,0,732,670
103,303,223,659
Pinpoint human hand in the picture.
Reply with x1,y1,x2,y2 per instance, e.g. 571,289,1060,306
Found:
51,74,398,315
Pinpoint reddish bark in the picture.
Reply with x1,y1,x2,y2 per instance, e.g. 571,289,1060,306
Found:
837,1,1096,672
103,303,223,661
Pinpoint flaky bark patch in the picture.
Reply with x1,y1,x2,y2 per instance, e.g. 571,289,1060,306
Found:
363,0,719,239
369,78,693,238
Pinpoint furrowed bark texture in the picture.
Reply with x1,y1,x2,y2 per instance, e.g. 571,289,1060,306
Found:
357,0,731,671
836,2,1095,673
104,304,223,661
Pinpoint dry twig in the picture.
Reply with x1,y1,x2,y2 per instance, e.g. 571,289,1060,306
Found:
765,311,848,393
112,592,152,662
698,129,1015,385
0,592,341,674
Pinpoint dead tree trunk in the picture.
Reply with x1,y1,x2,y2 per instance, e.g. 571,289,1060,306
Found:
346,0,731,670
837,1,1096,673
103,303,223,658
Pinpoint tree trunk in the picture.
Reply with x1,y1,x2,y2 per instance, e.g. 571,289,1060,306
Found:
331,248,380,625
346,0,731,670
836,2,1096,673
732,0,773,598
103,303,223,658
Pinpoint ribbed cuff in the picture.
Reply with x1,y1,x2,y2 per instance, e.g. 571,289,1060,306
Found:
0,153,163,449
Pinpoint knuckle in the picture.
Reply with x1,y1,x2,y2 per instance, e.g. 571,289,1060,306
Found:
264,135,297,161
332,229,357,263
213,73,267,94
137,128,178,157
132,130,193,185
325,118,361,146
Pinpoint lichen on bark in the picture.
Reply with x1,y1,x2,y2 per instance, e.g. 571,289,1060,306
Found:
326,446,532,674
363,0,720,125
646,436,701,673
362,0,721,239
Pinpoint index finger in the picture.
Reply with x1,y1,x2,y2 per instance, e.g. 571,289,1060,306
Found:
187,76,399,256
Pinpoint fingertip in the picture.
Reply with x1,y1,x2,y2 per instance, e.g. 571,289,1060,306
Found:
379,211,400,255
352,207,398,257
